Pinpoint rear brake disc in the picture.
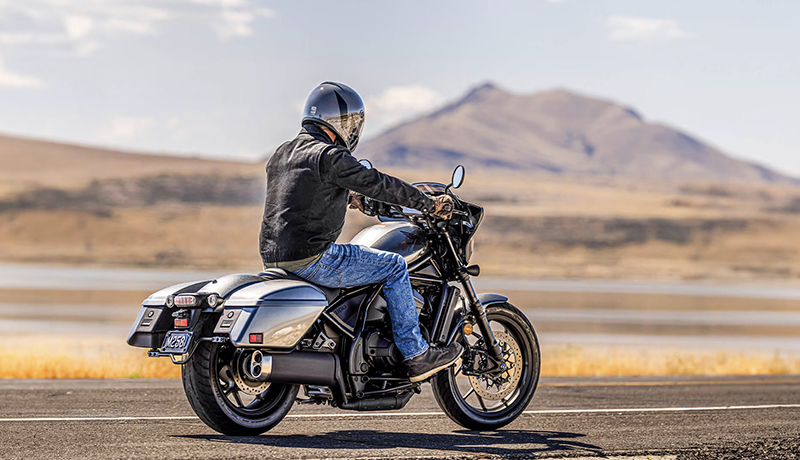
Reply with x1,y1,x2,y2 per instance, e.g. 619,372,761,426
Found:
231,349,271,396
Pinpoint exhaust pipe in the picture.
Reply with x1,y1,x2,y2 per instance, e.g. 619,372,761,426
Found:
249,350,337,386
245,350,413,411
338,391,413,411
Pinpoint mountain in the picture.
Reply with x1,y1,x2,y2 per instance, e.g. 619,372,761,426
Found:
359,83,795,184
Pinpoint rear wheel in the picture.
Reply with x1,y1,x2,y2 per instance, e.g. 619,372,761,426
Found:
182,320,299,435
431,303,540,430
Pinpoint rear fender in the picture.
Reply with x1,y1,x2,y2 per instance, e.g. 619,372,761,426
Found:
127,280,211,348
128,274,274,349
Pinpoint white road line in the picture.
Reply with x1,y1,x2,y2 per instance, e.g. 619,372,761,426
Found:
0,416,198,422
1,403,799,422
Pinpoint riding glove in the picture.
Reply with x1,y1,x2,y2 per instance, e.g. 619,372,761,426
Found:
348,191,367,214
432,195,455,219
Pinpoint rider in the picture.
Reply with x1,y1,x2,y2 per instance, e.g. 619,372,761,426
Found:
260,82,463,383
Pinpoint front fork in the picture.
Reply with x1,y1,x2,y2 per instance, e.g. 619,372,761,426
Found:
456,272,505,363
439,227,505,364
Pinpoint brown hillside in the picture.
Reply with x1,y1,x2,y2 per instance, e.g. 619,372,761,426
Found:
0,133,256,193
359,84,796,184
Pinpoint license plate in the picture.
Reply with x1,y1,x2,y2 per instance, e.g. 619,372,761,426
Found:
161,331,193,354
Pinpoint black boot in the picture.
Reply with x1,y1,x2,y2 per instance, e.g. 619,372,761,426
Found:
406,343,463,383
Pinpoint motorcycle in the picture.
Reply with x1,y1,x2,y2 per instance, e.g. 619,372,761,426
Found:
127,164,541,435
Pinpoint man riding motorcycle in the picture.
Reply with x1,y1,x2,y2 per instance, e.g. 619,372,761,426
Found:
259,81,463,383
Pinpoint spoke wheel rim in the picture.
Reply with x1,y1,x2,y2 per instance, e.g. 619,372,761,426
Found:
211,344,290,419
448,313,535,418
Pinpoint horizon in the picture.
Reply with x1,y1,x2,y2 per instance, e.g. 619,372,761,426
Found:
4,81,797,180
1,1,799,175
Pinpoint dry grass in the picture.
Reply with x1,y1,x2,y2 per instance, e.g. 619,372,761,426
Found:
2,339,798,379
0,339,179,379
542,345,800,376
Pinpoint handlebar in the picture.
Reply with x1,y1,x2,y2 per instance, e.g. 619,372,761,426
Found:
362,192,467,224
395,203,467,222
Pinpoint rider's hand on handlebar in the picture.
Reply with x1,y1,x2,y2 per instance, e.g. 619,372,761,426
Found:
431,195,455,220
348,191,367,214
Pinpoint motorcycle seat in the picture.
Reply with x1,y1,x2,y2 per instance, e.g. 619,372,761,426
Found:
257,268,341,304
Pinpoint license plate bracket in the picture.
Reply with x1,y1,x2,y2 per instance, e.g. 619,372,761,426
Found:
161,331,193,354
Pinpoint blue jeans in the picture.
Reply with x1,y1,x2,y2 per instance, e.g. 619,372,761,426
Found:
293,243,429,360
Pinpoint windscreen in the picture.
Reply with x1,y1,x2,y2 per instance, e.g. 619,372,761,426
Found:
413,182,447,195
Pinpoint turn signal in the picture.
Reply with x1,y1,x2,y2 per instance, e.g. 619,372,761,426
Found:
463,323,473,335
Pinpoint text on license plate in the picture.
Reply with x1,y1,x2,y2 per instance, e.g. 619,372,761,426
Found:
161,331,193,354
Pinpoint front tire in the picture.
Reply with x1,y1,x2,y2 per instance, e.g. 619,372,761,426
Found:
431,303,540,430
182,322,299,435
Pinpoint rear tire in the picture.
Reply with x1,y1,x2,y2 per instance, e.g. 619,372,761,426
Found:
431,303,540,430
182,319,299,435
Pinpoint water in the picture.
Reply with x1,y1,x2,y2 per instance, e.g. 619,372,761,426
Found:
4,263,800,299
0,263,223,291
0,263,798,354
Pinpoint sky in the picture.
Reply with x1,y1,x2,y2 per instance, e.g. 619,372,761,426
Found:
1,0,799,175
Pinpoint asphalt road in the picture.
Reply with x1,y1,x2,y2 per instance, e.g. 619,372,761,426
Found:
1,376,799,459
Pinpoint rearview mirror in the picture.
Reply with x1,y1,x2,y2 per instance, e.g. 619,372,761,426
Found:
451,165,465,189
358,159,373,170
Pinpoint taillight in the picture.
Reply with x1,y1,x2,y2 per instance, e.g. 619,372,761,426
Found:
249,333,263,344
174,295,198,307
174,318,189,328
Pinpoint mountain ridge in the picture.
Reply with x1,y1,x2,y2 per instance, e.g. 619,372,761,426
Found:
360,83,797,185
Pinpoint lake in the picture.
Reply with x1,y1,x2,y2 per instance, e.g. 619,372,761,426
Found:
0,263,798,355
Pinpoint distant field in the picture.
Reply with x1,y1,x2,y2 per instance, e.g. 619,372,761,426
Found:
0,134,256,196
1,167,800,282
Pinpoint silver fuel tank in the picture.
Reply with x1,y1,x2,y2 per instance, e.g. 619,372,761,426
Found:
349,221,428,264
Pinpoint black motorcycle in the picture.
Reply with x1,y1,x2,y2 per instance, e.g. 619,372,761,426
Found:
127,164,540,434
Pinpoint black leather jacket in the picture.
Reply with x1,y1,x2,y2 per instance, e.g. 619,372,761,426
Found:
259,123,434,263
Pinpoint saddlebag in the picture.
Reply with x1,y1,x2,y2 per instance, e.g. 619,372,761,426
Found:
214,278,328,348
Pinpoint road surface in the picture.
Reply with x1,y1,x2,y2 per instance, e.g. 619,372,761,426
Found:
1,376,798,459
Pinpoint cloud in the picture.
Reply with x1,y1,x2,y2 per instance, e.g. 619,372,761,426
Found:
367,85,444,131
0,60,44,88
607,15,689,42
216,6,275,38
65,15,95,40
0,1,274,57
106,117,155,141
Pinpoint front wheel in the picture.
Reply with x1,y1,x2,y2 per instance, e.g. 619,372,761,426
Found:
431,303,540,430
182,322,299,435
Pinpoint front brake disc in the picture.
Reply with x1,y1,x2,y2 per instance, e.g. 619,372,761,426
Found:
468,330,523,401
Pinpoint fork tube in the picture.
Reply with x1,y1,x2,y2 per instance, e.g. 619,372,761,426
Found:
441,228,503,361
457,272,503,361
